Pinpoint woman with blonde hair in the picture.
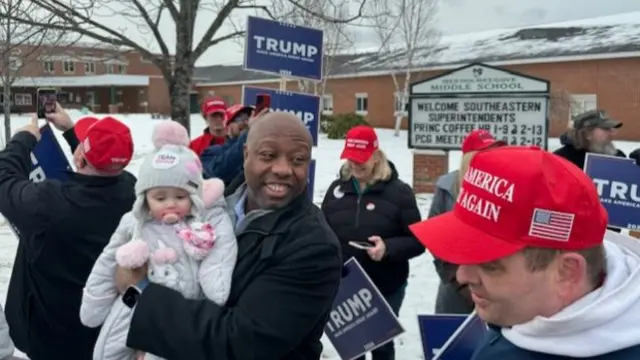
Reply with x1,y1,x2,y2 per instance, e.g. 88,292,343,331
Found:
321,125,423,360
428,129,505,314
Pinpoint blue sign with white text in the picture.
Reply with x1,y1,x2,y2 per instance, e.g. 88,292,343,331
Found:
307,159,315,202
242,86,320,146
433,313,487,360
9,124,71,236
418,315,467,359
324,258,404,360
244,16,324,81
584,153,640,229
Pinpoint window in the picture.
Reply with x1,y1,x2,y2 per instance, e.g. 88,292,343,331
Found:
355,93,368,115
107,64,126,74
569,94,597,126
84,62,95,74
86,91,95,105
322,94,333,114
222,95,235,106
394,91,408,115
14,93,32,106
63,60,75,73
43,61,54,73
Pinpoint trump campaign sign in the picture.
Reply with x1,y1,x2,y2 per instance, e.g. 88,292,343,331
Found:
242,86,320,146
584,153,640,230
324,258,404,360
244,16,323,81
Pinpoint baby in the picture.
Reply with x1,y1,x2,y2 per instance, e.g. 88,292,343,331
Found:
80,121,237,360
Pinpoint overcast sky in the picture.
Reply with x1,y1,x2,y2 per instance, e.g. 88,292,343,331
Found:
102,0,640,66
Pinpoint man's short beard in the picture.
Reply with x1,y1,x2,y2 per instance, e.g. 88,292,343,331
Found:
589,141,617,155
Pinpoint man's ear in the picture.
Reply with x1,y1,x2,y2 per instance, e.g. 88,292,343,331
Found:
243,144,248,167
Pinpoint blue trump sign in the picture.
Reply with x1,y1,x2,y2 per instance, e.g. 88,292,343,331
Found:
244,16,323,81
9,124,71,236
418,315,467,359
307,159,316,202
242,86,320,146
433,313,487,360
584,153,640,229
324,258,404,360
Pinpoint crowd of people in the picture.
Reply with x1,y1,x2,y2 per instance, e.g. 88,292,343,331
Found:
0,96,636,360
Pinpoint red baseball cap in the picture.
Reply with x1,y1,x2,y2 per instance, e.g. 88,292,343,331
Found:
201,97,227,117
409,146,608,265
75,116,134,173
340,126,379,164
461,129,505,154
224,104,254,127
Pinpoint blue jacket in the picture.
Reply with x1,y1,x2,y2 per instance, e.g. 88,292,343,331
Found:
471,231,640,360
472,326,640,360
201,131,247,185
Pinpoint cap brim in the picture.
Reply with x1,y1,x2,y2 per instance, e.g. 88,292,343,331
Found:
74,117,99,141
340,148,373,164
205,109,225,117
599,120,622,129
409,212,526,265
478,139,507,151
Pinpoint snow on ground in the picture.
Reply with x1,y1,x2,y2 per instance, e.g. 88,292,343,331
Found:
1,113,639,359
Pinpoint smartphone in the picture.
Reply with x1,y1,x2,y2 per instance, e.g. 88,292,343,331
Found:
254,94,271,114
348,241,374,250
37,88,57,119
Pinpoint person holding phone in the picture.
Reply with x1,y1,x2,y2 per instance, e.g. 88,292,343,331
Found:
320,125,424,360
0,104,137,360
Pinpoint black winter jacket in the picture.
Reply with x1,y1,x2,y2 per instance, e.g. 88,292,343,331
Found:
553,132,626,169
0,129,136,360
126,188,343,360
321,161,424,295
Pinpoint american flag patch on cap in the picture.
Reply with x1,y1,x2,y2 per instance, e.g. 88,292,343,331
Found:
528,208,575,242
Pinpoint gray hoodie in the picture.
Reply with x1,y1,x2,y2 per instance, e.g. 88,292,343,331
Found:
428,170,474,314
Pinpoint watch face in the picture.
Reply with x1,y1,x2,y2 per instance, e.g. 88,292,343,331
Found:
122,286,140,308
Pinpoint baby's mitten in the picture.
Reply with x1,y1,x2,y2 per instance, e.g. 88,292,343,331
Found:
115,239,150,269
177,222,216,261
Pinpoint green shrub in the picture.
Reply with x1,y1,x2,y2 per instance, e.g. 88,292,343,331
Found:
319,114,335,134
325,113,370,139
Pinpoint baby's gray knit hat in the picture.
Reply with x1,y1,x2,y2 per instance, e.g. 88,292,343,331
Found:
131,121,205,221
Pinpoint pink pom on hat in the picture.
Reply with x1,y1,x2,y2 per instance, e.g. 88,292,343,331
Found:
151,120,190,149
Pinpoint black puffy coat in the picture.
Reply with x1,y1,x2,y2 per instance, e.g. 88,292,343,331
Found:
321,161,424,295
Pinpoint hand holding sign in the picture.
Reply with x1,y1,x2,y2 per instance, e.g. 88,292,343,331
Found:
17,116,42,141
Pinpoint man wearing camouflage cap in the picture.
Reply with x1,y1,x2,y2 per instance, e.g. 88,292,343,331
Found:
554,109,626,169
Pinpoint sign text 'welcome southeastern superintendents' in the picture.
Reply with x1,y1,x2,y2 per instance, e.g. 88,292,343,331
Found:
409,97,547,150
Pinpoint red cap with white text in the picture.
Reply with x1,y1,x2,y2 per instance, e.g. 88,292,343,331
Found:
409,146,608,265
340,125,379,164
461,129,505,154
75,116,134,173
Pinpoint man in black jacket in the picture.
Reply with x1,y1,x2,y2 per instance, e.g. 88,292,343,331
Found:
117,111,342,360
0,108,136,360
554,109,626,169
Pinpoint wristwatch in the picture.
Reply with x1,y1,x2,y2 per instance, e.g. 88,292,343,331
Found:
122,277,150,308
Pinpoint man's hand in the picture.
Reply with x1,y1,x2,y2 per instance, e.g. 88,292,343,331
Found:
248,108,269,128
16,116,41,141
115,264,148,294
366,235,387,262
45,102,74,132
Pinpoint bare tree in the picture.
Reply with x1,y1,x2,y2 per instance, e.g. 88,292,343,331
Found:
0,0,77,146
1,0,368,132
372,0,440,136
270,0,353,98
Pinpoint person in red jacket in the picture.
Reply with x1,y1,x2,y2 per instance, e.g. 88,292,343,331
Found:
189,96,228,155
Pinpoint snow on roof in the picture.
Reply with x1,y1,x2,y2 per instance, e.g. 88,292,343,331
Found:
347,11,640,71
195,12,640,84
